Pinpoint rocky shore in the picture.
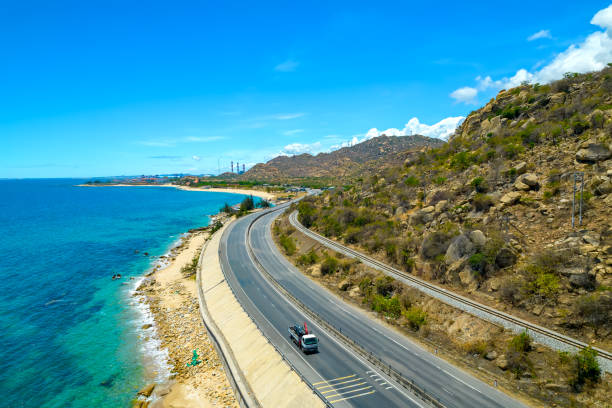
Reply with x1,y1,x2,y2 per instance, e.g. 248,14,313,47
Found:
133,228,238,408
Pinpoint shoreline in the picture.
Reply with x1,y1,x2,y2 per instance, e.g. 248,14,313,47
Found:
133,214,238,408
76,183,276,201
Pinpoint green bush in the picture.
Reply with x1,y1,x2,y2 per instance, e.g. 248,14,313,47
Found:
371,295,402,318
403,306,427,330
374,275,395,297
574,294,612,328
570,347,601,391
320,255,339,275
472,194,494,212
468,253,487,276
209,220,223,234
359,276,373,297
405,175,420,187
220,202,233,214
297,249,319,266
500,105,522,119
470,177,488,193
450,151,477,170
510,331,532,353
433,176,447,185
279,234,296,256
239,195,255,212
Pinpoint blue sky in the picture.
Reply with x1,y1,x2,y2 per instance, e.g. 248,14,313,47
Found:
2,1,611,178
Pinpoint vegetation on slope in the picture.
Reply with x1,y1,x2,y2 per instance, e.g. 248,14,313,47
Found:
298,67,612,349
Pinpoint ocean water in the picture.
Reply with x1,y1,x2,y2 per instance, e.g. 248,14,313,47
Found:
0,179,252,408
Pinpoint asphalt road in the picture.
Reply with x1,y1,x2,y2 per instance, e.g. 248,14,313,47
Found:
220,205,528,408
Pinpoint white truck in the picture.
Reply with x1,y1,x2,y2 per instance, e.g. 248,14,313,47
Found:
288,322,318,353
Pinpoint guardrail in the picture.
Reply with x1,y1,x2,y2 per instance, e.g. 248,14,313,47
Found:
288,211,612,367
196,227,261,408
247,208,445,408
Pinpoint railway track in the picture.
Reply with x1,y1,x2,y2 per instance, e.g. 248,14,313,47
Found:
288,210,612,370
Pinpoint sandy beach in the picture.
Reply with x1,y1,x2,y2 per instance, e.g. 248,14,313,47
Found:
134,226,238,408
78,183,276,201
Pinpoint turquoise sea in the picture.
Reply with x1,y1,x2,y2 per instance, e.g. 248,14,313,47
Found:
0,179,251,407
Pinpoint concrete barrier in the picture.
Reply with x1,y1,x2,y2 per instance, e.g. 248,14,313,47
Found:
197,219,324,408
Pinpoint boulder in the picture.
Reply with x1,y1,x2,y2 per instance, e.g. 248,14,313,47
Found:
445,234,475,265
138,384,156,397
544,383,571,393
495,247,517,268
521,173,539,188
514,162,527,175
496,355,509,370
514,179,531,191
485,351,498,361
582,232,601,246
595,179,612,195
500,192,521,206
469,230,487,247
576,141,611,163
550,92,565,105
435,200,449,213
410,210,434,226
421,205,435,214
337,279,350,291
459,268,479,291
395,206,407,216
514,173,539,191
348,286,361,298
569,273,596,290
489,277,502,291
141,324,152,330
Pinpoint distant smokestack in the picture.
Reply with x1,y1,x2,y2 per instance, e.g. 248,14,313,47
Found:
242,164,245,173
236,161,239,173
231,161,234,173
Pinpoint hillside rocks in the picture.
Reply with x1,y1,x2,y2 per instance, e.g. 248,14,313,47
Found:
513,173,539,191
500,191,522,206
445,234,475,265
576,140,611,163
495,247,517,268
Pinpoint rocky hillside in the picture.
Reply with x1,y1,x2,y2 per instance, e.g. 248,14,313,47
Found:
241,135,444,182
297,67,612,350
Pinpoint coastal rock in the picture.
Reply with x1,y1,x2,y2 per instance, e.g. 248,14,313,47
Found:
141,324,153,330
137,383,156,397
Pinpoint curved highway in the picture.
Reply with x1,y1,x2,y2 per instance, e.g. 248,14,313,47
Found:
219,204,527,408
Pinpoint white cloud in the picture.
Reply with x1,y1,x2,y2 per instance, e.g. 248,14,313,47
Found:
185,136,225,142
275,59,299,72
280,142,322,155
450,87,478,104
528,29,552,41
592,4,612,30
283,129,304,136
361,116,465,142
192,155,201,161
271,113,305,120
452,5,612,104
138,136,225,147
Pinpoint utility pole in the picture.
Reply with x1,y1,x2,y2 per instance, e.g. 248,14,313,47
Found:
572,171,584,228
